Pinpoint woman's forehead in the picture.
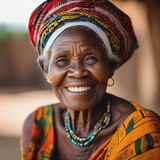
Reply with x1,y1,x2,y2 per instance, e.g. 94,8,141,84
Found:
48,30,107,59
52,26,104,47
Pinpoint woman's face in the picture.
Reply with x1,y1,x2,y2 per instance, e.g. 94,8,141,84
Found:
45,27,113,111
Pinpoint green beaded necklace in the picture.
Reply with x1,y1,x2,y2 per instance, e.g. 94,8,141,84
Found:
65,101,111,146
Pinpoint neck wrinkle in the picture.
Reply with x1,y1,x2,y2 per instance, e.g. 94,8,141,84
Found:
68,96,107,137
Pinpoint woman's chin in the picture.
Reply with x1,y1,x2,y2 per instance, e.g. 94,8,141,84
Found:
59,93,104,111
54,84,106,111
64,101,94,111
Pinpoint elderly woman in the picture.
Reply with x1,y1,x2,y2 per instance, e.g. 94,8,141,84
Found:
21,0,160,159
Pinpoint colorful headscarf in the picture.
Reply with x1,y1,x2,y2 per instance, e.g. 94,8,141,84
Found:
28,0,138,68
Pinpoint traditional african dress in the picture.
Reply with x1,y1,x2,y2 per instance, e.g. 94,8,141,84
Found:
21,102,160,160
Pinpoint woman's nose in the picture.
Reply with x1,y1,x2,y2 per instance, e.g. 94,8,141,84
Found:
68,61,90,79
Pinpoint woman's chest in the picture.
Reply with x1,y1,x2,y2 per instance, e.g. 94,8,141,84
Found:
54,142,96,160
53,127,113,160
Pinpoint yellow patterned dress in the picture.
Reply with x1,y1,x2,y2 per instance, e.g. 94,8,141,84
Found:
21,102,160,160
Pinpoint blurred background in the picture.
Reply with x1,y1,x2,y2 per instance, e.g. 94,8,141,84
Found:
0,0,160,159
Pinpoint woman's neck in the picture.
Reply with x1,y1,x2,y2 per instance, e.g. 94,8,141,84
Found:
68,95,107,137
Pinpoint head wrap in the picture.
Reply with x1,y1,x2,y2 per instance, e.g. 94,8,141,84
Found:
28,0,138,68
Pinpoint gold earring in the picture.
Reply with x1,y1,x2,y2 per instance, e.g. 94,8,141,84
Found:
107,78,114,87
46,76,51,84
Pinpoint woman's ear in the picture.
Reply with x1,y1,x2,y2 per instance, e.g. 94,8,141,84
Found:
37,55,49,77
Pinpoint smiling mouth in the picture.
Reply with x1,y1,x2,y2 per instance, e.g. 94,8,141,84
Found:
66,86,91,93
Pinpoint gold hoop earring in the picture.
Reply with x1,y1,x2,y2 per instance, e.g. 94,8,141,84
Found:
107,78,114,87
46,76,51,84
47,78,51,84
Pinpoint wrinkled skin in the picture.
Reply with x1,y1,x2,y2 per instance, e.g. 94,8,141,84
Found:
22,26,135,160
46,26,113,111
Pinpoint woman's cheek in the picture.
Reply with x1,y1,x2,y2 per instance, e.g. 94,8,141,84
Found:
48,67,67,87
90,64,109,83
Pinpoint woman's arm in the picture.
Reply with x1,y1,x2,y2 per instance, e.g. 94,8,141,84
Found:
21,112,33,157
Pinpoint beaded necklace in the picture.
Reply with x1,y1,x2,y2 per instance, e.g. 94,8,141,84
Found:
65,101,111,146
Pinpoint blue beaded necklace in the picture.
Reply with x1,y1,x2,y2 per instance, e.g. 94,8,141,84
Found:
65,101,111,146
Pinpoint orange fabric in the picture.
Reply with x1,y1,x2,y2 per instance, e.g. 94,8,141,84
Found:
21,102,160,160
21,105,54,160
89,102,160,160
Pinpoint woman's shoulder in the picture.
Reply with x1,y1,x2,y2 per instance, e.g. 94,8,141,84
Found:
110,93,159,126
22,103,64,132
22,103,63,156
122,101,160,130
107,93,159,129
25,103,65,122
22,111,34,156
108,93,136,112
22,103,62,137
107,99,160,159
107,93,136,126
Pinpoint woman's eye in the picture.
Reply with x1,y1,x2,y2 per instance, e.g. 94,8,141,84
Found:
55,57,69,66
84,55,98,65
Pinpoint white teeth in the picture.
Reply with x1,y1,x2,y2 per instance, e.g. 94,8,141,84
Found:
75,87,78,92
79,87,83,92
67,86,91,92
